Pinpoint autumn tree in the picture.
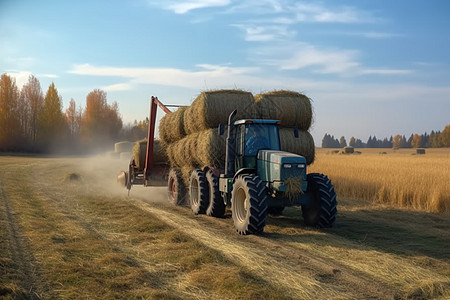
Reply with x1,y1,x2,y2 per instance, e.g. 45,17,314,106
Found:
393,134,402,148
21,75,44,146
339,136,347,147
0,74,21,150
349,136,356,147
411,134,421,148
441,125,450,147
38,82,66,151
81,89,122,151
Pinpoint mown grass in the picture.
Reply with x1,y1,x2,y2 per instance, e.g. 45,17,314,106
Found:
309,148,450,215
0,157,290,299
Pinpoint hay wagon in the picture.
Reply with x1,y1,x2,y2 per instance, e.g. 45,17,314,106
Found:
118,93,337,235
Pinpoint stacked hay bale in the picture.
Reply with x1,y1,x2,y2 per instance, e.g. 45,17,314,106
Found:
132,139,168,170
254,90,315,164
161,90,256,184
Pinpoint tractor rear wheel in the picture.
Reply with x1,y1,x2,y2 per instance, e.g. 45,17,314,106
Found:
167,168,186,206
189,169,209,214
231,174,268,235
206,170,225,218
302,173,337,228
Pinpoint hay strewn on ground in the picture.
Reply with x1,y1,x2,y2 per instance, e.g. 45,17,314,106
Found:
254,90,313,130
132,139,168,170
279,128,315,165
183,90,257,135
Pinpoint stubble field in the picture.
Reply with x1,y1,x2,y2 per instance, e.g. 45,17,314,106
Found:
0,150,449,299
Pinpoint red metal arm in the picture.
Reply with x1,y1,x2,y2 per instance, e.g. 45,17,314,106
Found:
144,96,172,184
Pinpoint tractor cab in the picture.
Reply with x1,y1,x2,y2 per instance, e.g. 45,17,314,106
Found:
233,119,281,170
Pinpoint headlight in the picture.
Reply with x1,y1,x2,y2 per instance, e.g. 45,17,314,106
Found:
283,163,292,168
297,164,305,168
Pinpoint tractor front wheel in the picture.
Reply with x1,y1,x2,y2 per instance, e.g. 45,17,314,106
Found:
189,169,209,214
302,173,337,228
231,174,268,235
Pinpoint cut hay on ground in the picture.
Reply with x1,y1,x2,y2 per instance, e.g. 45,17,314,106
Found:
166,129,226,170
183,90,257,135
279,128,315,165
255,90,313,130
132,139,168,170
159,107,187,145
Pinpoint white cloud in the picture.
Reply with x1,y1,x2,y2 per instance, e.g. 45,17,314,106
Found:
153,0,231,14
6,71,32,89
103,83,132,91
361,69,413,75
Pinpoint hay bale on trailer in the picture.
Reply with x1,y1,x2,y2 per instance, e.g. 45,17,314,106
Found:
166,128,226,170
132,139,168,170
183,90,257,135
254,90,313,130
159,107,187,145
279,128,315,165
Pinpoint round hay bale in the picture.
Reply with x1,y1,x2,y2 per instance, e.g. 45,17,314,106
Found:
279,128,315,165
159,107,187,145
132,139,168,170
183,90,257,134
343,146,354,154
254,90,313,130
165,128,226,169
114,141,134,153
416,148,426,155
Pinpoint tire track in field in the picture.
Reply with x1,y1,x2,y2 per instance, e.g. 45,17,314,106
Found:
130,196,395,300
0,171,39,298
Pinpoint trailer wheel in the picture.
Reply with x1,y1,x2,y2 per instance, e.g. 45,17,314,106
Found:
206,170,225,218
189,169,209,214
302,173,337,228
231,174,268,235
167,168,186,206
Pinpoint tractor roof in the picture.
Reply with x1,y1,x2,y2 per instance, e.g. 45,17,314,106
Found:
234,119,280,125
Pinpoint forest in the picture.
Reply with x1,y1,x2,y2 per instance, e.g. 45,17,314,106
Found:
0,73,147,153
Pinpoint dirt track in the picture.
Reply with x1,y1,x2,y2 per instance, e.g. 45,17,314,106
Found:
1,156,449,299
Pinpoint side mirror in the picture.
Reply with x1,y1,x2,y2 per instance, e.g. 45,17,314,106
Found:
293,126,299,138
218,124,225,136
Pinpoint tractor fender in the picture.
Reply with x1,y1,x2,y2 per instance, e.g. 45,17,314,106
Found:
233,168,256,182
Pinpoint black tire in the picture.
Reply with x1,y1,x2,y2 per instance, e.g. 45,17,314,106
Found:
302,173,337,228
167,168,186,205
231,174,268,235
206,170,225,218
268,206,285,216
189,169,209,214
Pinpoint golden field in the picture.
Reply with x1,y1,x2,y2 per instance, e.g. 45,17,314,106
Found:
309,148,450,216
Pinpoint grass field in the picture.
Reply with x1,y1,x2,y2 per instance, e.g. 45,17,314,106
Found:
0,154,449,299
309,148,450,216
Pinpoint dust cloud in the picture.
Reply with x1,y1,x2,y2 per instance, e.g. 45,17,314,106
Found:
67,154,170,205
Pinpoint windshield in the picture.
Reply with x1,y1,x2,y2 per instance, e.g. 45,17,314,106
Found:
244,124,280,156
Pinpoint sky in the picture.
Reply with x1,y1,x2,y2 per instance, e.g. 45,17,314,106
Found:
1,0,449,145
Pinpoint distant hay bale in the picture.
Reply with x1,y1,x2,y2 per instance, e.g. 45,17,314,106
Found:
416,148,426,155
114,141,134,153
132,139,168,170
159,107,187,145
279,128,315,165
343,146,354,154
183,90,257,135
254,90,313,130
166,129,226,169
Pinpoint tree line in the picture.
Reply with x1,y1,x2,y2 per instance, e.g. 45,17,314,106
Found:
322,126,450,148
0,73,148,154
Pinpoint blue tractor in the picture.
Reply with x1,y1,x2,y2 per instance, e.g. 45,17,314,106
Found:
185,110,337,235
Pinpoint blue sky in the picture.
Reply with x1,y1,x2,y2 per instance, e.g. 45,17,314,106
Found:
1,0,449,145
